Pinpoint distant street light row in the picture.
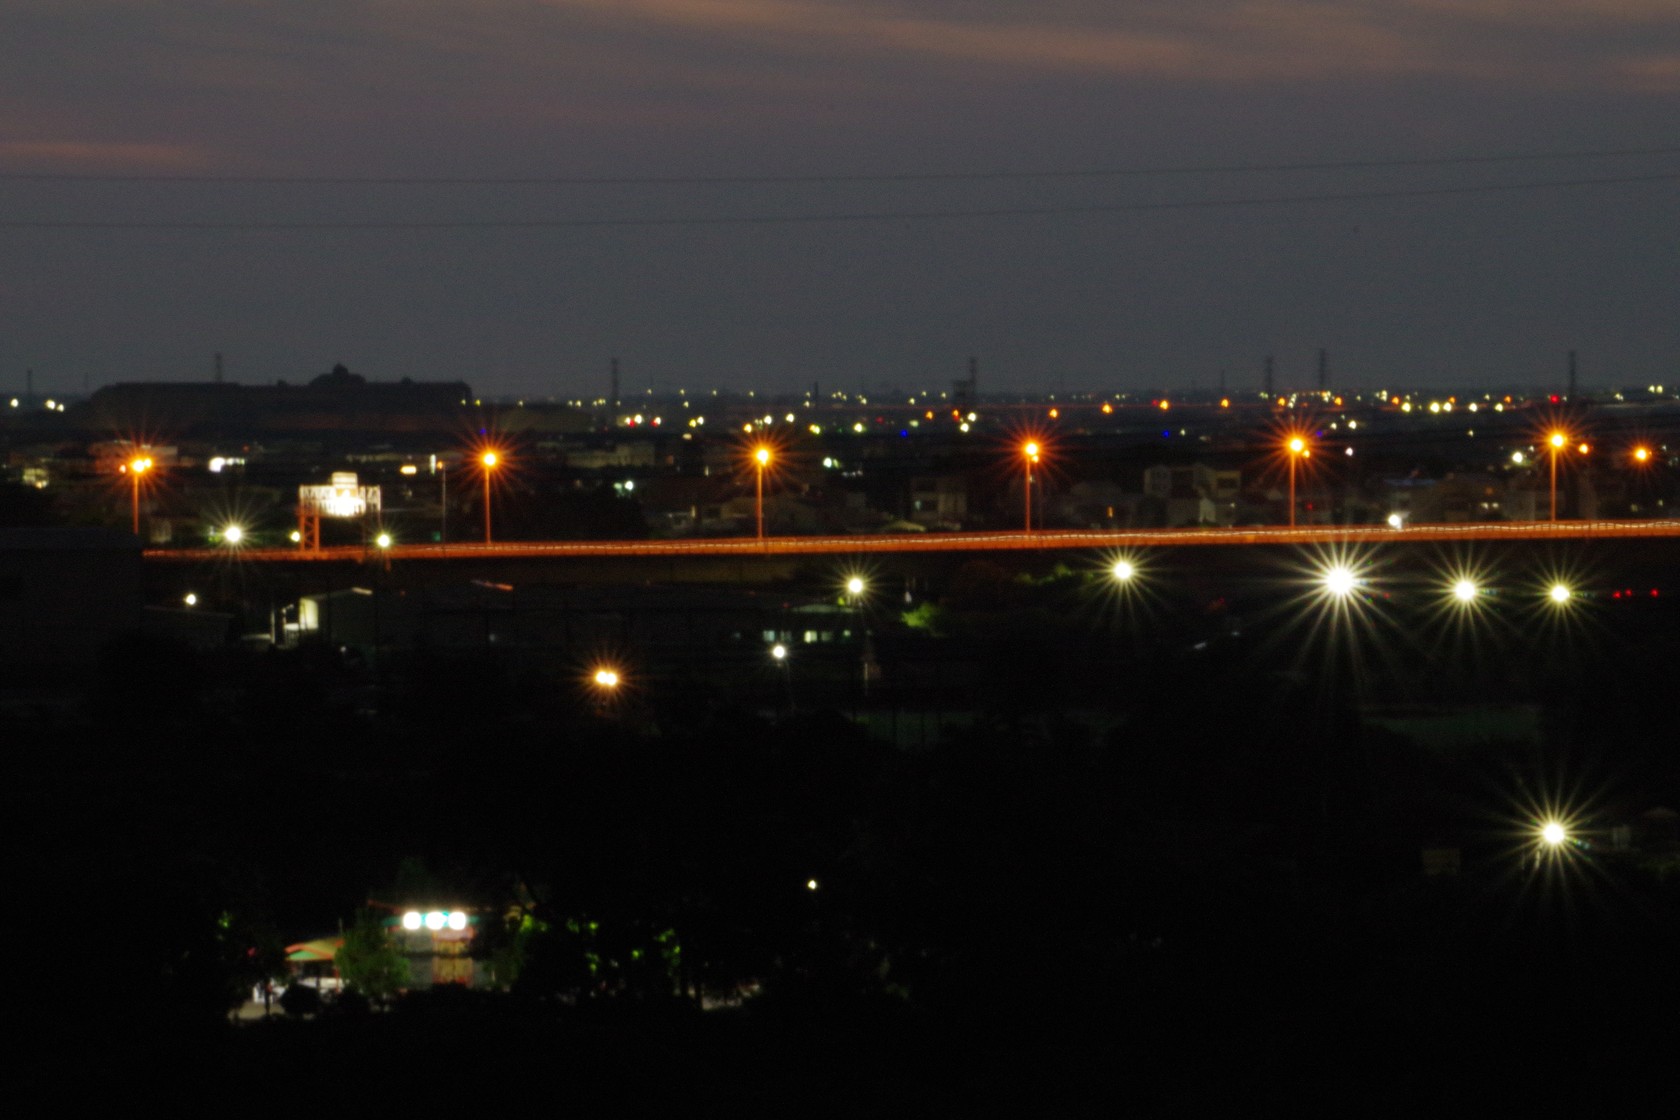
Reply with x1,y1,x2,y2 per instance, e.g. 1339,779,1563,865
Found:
1008,426,1658,538
122,420,1666,548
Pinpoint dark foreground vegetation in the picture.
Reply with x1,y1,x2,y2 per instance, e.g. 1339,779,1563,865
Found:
12,554,1680,1109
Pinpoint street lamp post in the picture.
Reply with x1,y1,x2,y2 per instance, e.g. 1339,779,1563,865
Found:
1534,819,1570,868
754,446,771,540
1023,442,1039,533
127,456,152,538
844,575,869,703
588,665,622,714
1548,432,1566,520
771,642,793,711
480,451,498,544
1287,437,1306,527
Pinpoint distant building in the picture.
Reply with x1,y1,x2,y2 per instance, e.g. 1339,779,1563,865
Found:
80,366,474,437
564,440,659,470
1142,463,1241,526
908,474,968,528
1053,480,1141,529
1382,472,1508,523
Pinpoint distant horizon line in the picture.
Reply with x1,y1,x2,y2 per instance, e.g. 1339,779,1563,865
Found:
7,377,1671,408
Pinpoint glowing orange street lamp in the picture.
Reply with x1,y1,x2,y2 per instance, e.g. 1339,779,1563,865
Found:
1547,432,1567,521
480,450,499,543
1286,436,1307,527
1633,446,1652,465
126,455,153,537
753,445,771,539
587,664,624,712
1022,441,1040,533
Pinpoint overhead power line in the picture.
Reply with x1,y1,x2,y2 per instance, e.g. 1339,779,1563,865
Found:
0,170,1676,231
2,144,1679,187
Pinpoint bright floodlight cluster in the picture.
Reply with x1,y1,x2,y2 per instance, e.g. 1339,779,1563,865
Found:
401,909,469,932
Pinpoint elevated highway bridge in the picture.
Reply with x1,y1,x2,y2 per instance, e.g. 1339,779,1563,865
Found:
138,520,1680,600
146,519,1680,566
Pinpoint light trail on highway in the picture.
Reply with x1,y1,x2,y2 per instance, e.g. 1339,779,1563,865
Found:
146,519,1680,564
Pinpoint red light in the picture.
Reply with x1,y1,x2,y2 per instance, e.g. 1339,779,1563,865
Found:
1613,591,1622,599
1549,394,1560,403
1653,589,1661,597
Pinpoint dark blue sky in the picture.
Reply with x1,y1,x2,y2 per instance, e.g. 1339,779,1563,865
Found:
4,2,1679,398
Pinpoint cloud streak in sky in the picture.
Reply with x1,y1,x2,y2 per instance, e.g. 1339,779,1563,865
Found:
544,0,1680,85
3,1,1674,176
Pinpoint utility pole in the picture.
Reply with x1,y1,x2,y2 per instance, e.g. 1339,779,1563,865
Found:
609,357,620,428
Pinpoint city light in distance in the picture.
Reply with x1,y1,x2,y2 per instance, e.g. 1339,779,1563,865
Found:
222,525,243,545
1452,579,1479,603
1549,583,1572,604
1540,821,1567,847
375,532,393,549
1112,560,1135,582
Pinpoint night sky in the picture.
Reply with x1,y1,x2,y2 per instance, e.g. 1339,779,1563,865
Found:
4,2,1679,398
